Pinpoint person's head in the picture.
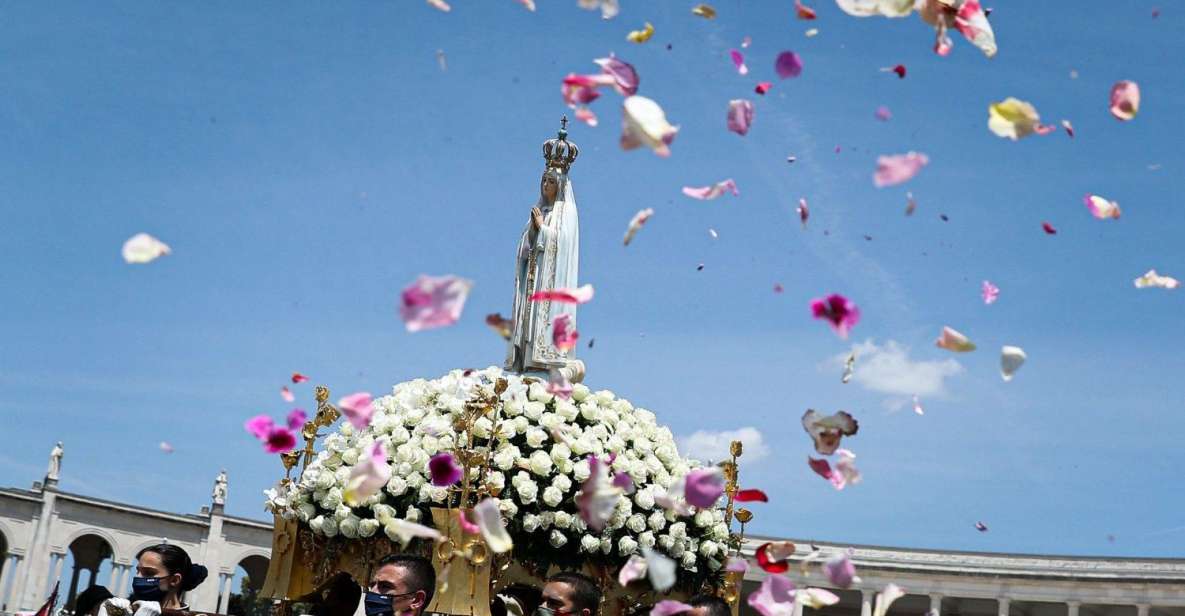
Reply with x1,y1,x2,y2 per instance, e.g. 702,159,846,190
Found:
367,554,435,616
539,571,600,616
133,544,208,608
686,594,731,616
540,169,563,203
74,586,113,616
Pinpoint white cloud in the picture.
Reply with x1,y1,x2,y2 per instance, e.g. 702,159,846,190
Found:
677,427,769,464
828,339,964,402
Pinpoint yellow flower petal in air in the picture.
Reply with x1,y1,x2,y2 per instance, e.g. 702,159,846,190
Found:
692,4,717,19
627,22,654,43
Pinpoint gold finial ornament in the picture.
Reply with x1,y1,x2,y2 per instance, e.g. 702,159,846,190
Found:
542,116,579,173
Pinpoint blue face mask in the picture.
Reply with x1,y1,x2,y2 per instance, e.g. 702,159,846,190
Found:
364,592,394,616
131,577,167,602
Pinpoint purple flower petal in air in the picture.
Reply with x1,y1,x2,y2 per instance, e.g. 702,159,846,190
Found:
429,452,463,487
775,51,804,78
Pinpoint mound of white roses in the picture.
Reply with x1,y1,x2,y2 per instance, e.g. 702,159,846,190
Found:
267,366,731,574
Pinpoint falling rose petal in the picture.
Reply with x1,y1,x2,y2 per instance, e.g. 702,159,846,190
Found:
286,408,307,431
291,372,309,384
578,0,620,19
773,283,785,293
618,554,647,586
400,274,473,332
518,0,536,10
654,475,692,516
874,152,928,187
802,409,859,455
684,467,725,508
890,64,906,78
429,452,463,487
795,0,818,19
1084,194,1121,220
841,352,856,384
159,441,174,454
458,509,481,535
755,542,796,574
874,584,906,616
988,98,1055,140
748,574,796,616
823,553,858,589
905,192,917,216
912,395,924,415
775,51,804,78
435,49,447,71
834,450,862,488
530,284,595,304
1134,269,1180,289
345,441,391,505
797,198,810,228
935,326,976,352
612,470,635,494
725,557,749,573
650,601,694,616
1062,120,1075,138
1000,346,1026,382
755,81,772,95
727,99,755,136
836,0,916,17
627,22,655,43
578,455,624,531
474,497,513,553
952,0,997,57
708,228,719,239
975,521,989,532
624,207,655,245
264,428,297,454
736,489,769,502
787,155,798,163
593,55,640,96
1110,80,1140,121
547,368,574,400
280,386,295,403
797,588,841,609
1042,221,1058,235
691,3,717,19
741,36,752,48
385,518,444,546
574,106,598,127
683,179,739,200
485,313,513,340
729,49,749,75
121,233,172,264
245,415,275,440
805,28,820,37
874,106,892,121
982,280,999,305
337,392,375,429
643,547,678,592
810,293,860,338
621,96,679,157
552,313,580,351
426,0,451,11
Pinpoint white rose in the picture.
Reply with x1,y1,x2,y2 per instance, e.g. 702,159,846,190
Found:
553,511,573,529
648,511,666,531
309,515,326,534
595,390,616,404
627,514,646,533
573,459,591,482
550,443,572,464
406,472,425,489
405,506,422,522
552,475,573,492
681,551,697,569
571,383,591,401
669,522,687,540
699,540,719,558
372,504,396,523
315,472,335,491
529,451,553,476
297,503,316,522
359,518,380,538
670,541,685,558
420,436,440,456
485,471,506,493
321,488,343,510
712,523,730,542
526,428,549,449
634,488,656,510
539,512,554,529
494,446,519,471
606,436,626,454
513,416,530,434
499,499,519,518
472,417,493,438
694,510,714,528
570,438,591,457
391,427,411,445
639,531,656,549
339,515,360,539
555,400,579,422
618,536,639,555
578,403,600,422
516,478,538,504
657,534,674,550
523,514,540,533
334,505,351,522
341,449,360,466
528,382,555,403
542,486,563,507
539,412,563,430
579,535,600,553
524,401,546,420
549,530,568,548
321,517,339,538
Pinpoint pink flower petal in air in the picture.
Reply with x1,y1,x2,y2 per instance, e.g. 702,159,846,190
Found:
651,601,694,616
1042,221,1058,235
286,408,307,430
725,556,749,573
684,467,725,508
594,55,639,95
623,208,654,246
618,554,647,586
797,198,809,228
620,96,679,157
874,152,928,187
874,106,892,121
1084,194,1121,220
345,441,391,505
913,395,924,415
1110,81,1140,121
399,274,473,332
280,386,295,403
578,455,624,532
775,51,804,78
426,0,451,11
530,284,595,304
727,99,755,136
458,509,481,535
729,49,749,75
474,497,513,553
429,452,463,487
795,0,817,19
953,0,997,57
612,471,635,493
547,367,574,400
552,314,579,351
683,179,739,200
291,372,309,384
810,293,860,338
748,573,796,615
802,409,859,455
159,441,174,454
975,521,988,532
264,427,297,454
245,415,275,440
121,233,172,264
736,488,769,502
337,392,375,429
574,106,598,126
823,553,858,588
755,81,772,95
935,326,976,352
982,280,999,305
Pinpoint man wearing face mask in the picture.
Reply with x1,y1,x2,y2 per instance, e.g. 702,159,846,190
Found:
536,572,600,616
365,554,436,616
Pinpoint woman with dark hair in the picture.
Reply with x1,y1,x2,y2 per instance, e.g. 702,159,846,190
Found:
102,544,208,614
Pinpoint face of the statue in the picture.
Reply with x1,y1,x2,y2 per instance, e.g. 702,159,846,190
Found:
540,173,559,203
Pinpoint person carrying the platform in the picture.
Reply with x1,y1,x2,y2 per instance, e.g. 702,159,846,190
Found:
536,572,600,616
103,544,209,616
364,554,435,616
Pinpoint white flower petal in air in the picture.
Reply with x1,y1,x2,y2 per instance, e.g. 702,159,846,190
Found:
873,584,906,616
475,497,513,553
1134,269,1179,290
121,233,171,264
642,546,677,592
835,0,916,17
1000,346,1026,382
621,96,679,157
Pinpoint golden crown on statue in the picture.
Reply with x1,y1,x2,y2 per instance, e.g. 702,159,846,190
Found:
542,116,579,173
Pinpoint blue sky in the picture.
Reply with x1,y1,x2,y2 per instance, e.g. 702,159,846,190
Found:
1,1,1182,559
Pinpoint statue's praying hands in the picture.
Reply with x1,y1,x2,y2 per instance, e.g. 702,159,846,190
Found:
531,206,545,230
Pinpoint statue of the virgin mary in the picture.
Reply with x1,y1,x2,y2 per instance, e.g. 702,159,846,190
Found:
505,120,584,382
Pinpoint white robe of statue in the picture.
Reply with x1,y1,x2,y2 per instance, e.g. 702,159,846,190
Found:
506,168,581,378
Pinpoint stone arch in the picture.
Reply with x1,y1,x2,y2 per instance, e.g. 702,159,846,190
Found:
63,532,116,611
60,527,120,561
0,519,13,553
236,554,269,593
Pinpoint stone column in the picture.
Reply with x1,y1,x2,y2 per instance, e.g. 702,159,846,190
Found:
191,509,225,612
16,490,57,610
861,590,873,616
115,565,131,598
218,573,234,613
998,598,1011,616
0,553,16,610
1067,600,1080,616
930,594,943,616
66,564,83,609
49,553,67,596
1136,605,1150,616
